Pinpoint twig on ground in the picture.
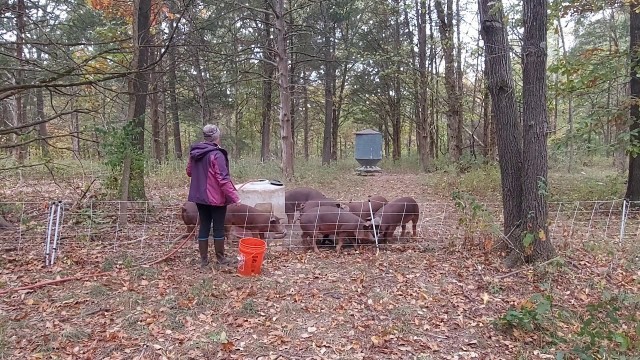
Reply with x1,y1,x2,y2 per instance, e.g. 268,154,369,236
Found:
494,256,561,280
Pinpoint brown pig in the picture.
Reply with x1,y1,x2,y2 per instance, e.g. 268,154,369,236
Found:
224,203,287,240
345,195,388,220
181,201,199,237
299,206,374,254
293,198,348,223
181,202,287,240
367,196,419,243
285,187,327,224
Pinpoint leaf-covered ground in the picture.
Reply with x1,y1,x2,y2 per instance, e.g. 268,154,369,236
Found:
0,172,638,359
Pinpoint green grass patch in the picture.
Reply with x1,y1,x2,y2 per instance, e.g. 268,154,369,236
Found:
0,317,7,358
88,283,111,299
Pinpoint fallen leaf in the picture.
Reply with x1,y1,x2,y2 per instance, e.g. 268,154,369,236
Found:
307,326,316,333
222,341,234,352
371,335,383,346
481,293,489,304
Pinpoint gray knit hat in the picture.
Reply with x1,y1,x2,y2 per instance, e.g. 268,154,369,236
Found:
203,124,220,140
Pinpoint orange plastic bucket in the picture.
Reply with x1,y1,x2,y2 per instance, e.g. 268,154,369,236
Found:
237,237,267,276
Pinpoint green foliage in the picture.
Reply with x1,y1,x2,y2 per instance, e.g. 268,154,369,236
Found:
96,122,146,196
497,292,639,359
452,190,501,242
523,232,535,248
496,293,553,332
564,292,639,359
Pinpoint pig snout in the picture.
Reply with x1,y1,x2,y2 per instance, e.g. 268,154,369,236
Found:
271,229,287,239
268,217,288,239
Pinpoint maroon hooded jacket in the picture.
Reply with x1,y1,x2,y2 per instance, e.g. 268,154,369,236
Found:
186,142,240,206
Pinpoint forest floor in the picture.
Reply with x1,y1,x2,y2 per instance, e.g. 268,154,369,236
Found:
0,159,638,359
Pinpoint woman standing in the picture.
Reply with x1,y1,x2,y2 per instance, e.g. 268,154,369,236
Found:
186,124,240,268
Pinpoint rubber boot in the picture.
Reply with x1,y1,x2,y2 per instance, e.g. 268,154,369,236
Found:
214,238,236,268
198,239,209,268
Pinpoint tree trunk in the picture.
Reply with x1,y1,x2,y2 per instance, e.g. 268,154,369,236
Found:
303,68,310,160
150,31,162,163
160,72,168,162
261,2,274,162
627,3,640,201
435,0,462,161
34,48,49,158
557,17,574,173
333,21,353,163
14,0,27,163
515,0,555,265
71,95,81,158
35,89,48,158
168,19,182,160
331,23,338,162
415,0,430,169
122,0,151,200
290,52,297,152
322,8,334,165
455,0,464,156
392,0,402,161
479,0,523,261
275,0,294,178
428,0,437,158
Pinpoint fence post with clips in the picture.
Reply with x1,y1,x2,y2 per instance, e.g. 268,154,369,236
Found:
44,201,65,267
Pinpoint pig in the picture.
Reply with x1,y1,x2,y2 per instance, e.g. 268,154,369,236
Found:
181,201,199,237
293,198,348,223
180,202,287,240
367,196,419,243
285,187,327,224
295,198,348,246
345,195,389,220
299,206,374,254
224,203,287,240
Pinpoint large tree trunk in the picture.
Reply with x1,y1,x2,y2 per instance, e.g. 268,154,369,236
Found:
261,2,274,162
122,0,151,200
435,0,462,161
514,0,555,265
275,0,294,178
322,7,334,166
168,19,182,160
627,3,640,201
479,0,523,261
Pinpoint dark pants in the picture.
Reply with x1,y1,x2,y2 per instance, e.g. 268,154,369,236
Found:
195,203,227,241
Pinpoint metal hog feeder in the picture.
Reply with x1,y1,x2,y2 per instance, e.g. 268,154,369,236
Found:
354,129,383,176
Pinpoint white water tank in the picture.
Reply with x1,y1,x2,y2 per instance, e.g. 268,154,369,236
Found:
236,179,286,222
